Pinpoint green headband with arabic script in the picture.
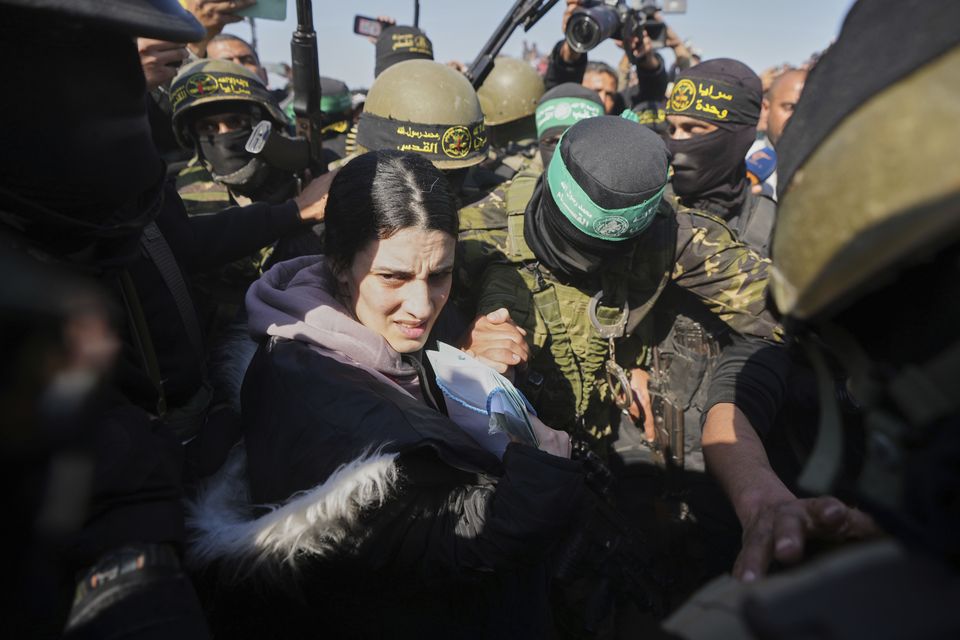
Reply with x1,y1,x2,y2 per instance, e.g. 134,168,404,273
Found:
545,137,666,241
536,97,604,138
665,77,760,125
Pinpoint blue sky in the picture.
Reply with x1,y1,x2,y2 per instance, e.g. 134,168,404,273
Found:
227,1,856,90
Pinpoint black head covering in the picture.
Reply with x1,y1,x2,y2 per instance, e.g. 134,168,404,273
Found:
1,0,203,42
535,83,605,167
665,58,761,216
374,26,434,78
525,116,670,284
777,0,960,200
0,8,165,260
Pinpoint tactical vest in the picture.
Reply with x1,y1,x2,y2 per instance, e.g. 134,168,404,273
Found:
460,170,678,443
727,191,777,258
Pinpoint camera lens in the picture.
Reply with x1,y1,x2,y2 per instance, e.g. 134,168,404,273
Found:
565,6,621,54
568,15,601,53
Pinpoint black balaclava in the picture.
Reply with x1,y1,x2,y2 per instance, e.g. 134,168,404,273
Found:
187,103,294,203
200,129,255,177
524,116,670,285
374,26,434,77
535,83,605,168
0,8,165,261
202,133,295,203
665,58,762,217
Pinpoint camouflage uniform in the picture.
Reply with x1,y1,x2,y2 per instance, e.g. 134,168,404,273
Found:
459,170,781,445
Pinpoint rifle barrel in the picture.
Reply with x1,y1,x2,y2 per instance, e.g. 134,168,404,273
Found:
466,0,561,88
296,0,313,32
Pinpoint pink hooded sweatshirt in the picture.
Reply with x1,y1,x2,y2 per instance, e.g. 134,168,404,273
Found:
245,255,422,399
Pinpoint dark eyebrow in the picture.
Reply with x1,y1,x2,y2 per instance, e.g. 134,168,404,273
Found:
372,268,413,277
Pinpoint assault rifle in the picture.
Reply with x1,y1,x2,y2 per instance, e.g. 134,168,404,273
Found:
465,0,561,89
245,0,325,178
650,345,686,468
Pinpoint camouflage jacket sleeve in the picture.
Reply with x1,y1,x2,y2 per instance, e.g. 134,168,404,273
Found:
671,209,783,342
456,184,511,283
175,159,233,217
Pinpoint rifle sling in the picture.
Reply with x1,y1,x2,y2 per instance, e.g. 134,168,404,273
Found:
139,221,206,378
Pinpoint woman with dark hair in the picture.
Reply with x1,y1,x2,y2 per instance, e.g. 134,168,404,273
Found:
186,150,584,638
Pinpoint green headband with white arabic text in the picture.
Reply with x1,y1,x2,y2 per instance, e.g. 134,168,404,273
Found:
546,136,666,241
536,97,603,138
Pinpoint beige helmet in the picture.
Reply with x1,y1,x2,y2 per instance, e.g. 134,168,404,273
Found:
477,56,546,126
768,1,960,548
355,59,489,170
170,58,288,148
770,45,960,321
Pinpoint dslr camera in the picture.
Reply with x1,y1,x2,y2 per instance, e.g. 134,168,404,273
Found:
565,1,683,58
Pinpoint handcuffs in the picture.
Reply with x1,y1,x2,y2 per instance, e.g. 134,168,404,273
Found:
588,290,633,411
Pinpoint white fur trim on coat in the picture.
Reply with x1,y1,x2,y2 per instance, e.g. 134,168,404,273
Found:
186,445,399,577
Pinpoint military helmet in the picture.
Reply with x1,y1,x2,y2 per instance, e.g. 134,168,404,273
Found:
356,59,489,170
170,58,288,148
0,0,203,41
477,57,546,126
770,0,960,557
771,34,960,321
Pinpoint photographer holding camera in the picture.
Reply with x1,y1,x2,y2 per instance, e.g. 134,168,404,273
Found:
546,0,685,131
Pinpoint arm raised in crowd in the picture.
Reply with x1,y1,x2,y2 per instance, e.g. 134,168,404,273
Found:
163,169,336,274
545,0,589,88
184,0,255,57
137,39,190,91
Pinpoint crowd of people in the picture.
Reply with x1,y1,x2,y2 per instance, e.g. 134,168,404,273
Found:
3,0,958,638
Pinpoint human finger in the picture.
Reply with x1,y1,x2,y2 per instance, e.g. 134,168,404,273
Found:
144,39,188,54
474,354,511,375
471,322,528,351
206,0,254,23
152,47,189,67
807,496,879,540
485,307,511,324
474,324,528,349
473,345,524,367
733,513,775,581
483,308,526,334
469,335,528,362
770,506,809,565
207,0,255,11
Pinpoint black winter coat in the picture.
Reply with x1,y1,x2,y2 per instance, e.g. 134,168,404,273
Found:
187,337,586,639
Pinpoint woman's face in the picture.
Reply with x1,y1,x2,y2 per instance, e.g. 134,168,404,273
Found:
340,227,456,353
